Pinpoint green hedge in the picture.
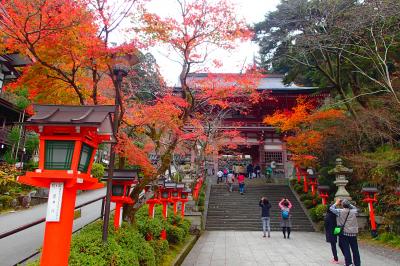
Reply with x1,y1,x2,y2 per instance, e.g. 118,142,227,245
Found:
68,222,155,266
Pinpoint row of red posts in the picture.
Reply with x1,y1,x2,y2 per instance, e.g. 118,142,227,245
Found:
145,179,190,240
294,165,400,238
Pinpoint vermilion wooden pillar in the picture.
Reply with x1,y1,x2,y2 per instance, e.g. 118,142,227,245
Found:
41,188,77,265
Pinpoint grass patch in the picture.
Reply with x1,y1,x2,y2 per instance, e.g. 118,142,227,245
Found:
359,232,400,250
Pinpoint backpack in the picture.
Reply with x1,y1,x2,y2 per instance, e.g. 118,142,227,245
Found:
281,209,289,219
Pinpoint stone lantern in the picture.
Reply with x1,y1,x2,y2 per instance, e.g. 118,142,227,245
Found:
329,158,352,201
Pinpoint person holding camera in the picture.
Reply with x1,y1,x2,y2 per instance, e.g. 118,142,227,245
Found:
278,197,292,239
259,197,272,238
329,199,360,266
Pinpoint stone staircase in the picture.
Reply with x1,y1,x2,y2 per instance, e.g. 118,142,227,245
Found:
206,183,314,231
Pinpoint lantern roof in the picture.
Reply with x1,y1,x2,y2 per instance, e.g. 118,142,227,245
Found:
317,185,329,192
361,187,378,193
102,169,139,181
26,105,116,141
164,182,177,189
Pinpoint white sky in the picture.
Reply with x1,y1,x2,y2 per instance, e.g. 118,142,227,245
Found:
119,0,280,85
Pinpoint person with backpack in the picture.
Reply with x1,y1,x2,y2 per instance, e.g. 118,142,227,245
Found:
279,198,292,239
325,208,342,264
259,197,272,238
330,199,360,266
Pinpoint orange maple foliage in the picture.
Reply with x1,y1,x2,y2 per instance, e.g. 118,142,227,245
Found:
264,96,344,167
130,0,257,175
115,132,156,176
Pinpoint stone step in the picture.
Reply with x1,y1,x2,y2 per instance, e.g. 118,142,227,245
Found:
206,184,314,232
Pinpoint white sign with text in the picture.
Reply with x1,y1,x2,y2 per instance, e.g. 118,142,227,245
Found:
46,182,64,222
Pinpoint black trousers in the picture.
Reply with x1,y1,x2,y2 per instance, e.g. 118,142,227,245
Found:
339,235,360,266
330,241,338,261
282,227,291,237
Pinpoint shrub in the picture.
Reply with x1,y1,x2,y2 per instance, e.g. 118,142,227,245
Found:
314,204,328,221
136,205,164,238
91,163,105,180
25,160,38,171
303,199,315,209
0,195,13,208
309,207,317,222
149,240,169,264
197,191,205,207
293,184,303,193
69,222,138,266
300,193,314,202
68,221,156,266
166,224,185,244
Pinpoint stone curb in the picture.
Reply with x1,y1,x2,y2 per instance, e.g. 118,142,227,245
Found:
173,233,200,266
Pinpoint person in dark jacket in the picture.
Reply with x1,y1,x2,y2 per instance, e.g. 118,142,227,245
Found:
259,197,272,238
325,208,341,264
246,163,254,179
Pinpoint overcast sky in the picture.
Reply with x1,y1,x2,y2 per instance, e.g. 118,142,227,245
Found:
138,0,280,85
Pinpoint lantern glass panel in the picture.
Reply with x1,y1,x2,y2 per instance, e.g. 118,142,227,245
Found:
44,140,75,170
112,184,124,196
78,143,94,173
181,193,187,199
161,191,169,199
172,191,179,197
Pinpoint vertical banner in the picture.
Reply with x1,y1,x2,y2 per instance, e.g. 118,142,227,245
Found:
46,182,64,222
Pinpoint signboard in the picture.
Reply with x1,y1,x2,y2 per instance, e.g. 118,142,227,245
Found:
46,182,64,222
118,206,123,226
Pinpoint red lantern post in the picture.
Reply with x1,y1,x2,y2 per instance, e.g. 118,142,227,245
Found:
308,174,318,196
102,170,139,229
17,105,115,266
317,185,330,205
179,189,190,217
171,183,185,215
361,187,379,238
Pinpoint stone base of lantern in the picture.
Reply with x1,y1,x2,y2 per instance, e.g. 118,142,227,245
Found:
334,179,352,201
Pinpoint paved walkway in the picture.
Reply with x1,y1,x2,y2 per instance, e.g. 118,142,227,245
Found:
182,231,399,266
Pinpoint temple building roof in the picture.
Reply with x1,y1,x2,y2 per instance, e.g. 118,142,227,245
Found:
175,73,317,92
